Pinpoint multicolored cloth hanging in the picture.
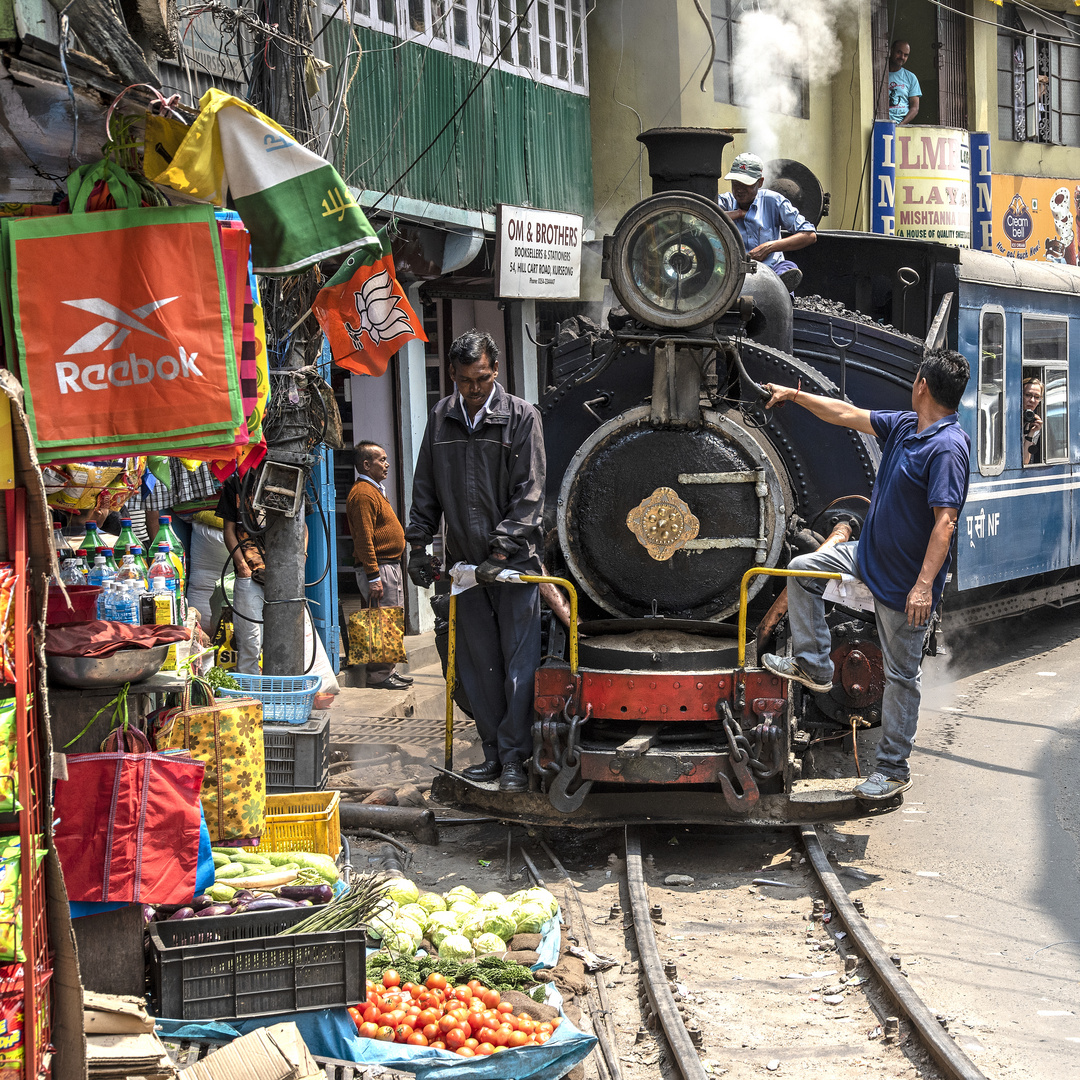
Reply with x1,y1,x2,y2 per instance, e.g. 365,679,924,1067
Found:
312,236,427,376
150,89,381,275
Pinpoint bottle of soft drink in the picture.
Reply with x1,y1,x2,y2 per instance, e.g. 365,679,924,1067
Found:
52,519,66,557
130,546,149,577
114,518,140,560
150,515,187,590
101,547,120,573
79,522,104,559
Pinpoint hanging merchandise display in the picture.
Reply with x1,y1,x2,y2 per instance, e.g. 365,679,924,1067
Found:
150,88,381,275
0,161,245,462
312,233,427,376
43,458,144,513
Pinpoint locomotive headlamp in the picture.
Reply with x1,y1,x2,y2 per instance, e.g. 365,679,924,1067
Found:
607,192,746,331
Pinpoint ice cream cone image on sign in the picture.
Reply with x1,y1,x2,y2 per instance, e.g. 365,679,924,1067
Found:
1050,187,1077,264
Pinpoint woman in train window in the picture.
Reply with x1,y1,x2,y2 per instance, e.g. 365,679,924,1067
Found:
1022,375,1044,465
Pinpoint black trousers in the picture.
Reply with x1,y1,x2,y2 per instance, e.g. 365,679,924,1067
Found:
454,582,540,765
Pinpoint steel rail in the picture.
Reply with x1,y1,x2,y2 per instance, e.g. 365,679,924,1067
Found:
624,826,709,1080
801,825,988,1080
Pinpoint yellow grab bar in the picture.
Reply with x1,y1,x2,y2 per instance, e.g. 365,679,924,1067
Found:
445,574,579,772
737,567,842,667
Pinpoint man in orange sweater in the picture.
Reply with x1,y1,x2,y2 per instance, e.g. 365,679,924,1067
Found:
347,442,411,689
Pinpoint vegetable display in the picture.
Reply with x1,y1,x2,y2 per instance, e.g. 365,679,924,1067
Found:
348,969,560,1055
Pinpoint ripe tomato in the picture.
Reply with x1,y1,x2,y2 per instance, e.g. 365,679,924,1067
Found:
508,1030,530,1048
517,1012,532,1021
406,1006,422,1019
426,973,448,991
430,1040,446,1051
438,1015,460,1034
384,1010,407,1027
537,1022,554,1035
477,1027,499,1044
456,1047,475,1057
551,1017,562,1028
407,1032,428,1046
374,1026,396,1042
464,1038,479,1049
417,1009,441,1028
535,1032,550,1044
517,1019,535,1036
476,1043,496,1056
359,1022,379,1040
422,1023,440,1041
452,986,473,1004
382,969,400,989
444,1028,467,1050
467,980,485,996
494,1046,509,1053
362,1005,379,1024
490,1027,510,1047
394,1024,415,1043
481,989,501,1008
457,1020,472,1039
402,982,422,998
497,1001,514,1015
366,980,377,994
448,1008,470,1024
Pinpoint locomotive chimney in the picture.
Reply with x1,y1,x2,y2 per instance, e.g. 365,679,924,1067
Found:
636,127,735,201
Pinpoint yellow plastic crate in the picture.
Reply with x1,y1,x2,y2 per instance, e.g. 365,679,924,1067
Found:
254,790,341,858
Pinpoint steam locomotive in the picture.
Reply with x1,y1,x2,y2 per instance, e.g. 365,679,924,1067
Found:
432,126,1080,828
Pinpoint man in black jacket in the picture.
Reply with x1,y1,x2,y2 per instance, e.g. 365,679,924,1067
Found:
405,330,545,792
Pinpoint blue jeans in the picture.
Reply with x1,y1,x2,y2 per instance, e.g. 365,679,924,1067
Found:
785,542,926,781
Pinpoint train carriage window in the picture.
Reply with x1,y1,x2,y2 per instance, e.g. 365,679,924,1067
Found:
978,308,1006,474
1022,316,1069,465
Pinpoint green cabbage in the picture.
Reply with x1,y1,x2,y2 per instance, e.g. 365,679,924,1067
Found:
383,877,420,907
472,933,507,955
460,911,486,942
385,929,419,955
417,892,447,914
481,908,517,942
429,926,452,949
521,888,559,918
478,891,507,909
444,885,479,906
448,900,475,919
393,916,424,942
367,909,396,941
426,911,459,935
398,904,429,931
438,934,473,962
514,902,550,934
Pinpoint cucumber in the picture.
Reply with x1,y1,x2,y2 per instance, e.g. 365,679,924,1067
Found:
214,862,247,879
206,883,236,903
210,852,231,869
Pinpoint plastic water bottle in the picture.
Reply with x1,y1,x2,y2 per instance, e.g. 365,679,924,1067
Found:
52,519,66,556
148,545,178,592
116,553,145,589
88,554,117,618
111,580,140,625
114,518,139,560
59,556,84,586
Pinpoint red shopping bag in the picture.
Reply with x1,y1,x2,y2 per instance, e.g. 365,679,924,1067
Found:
53,745,205,904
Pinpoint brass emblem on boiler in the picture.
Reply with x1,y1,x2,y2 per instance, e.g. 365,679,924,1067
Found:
626,487,700,561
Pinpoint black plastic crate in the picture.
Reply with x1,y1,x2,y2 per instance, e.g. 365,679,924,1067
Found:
263,711,330,794
149,905,365,1021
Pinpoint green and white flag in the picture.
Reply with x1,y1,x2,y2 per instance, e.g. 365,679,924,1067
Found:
153,88,381,275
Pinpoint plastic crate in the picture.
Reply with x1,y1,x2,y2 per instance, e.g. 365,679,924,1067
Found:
217,673,322,725
263,712,330,794
149,906,365,1021
256,790,341,857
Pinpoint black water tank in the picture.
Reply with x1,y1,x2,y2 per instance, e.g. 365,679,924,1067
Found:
637,127,735,201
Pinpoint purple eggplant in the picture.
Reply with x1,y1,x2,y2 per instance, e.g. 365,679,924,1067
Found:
232,890,256,903
168,907,195,921
142,905,157,926
278,884,334,905
190,894,215,911
194,903,236,917
235,898,301,912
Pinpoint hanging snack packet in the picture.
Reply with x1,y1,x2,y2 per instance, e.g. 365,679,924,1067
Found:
0,838,44,964
0,702,17,814
0,568,15,685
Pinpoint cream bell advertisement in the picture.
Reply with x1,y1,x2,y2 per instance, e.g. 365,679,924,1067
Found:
991,175,1080,263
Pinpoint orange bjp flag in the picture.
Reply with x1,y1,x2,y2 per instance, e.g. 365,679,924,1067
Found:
313,238,426,377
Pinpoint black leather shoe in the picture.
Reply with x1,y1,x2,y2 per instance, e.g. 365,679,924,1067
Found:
499,761,528,793
395,672,414,684
462,759,501,782
367,673,411,690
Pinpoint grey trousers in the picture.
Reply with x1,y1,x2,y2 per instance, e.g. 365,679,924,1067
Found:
454,582,540,766
786,541,927,782
356,563,404,682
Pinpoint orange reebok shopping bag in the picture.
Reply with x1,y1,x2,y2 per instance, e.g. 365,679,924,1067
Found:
2,166,243,452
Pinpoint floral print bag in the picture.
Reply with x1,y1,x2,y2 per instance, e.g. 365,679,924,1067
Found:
156,677,266,844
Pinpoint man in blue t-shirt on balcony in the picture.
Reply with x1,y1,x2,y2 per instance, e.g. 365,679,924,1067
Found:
760,349,971,802
888,40,921,125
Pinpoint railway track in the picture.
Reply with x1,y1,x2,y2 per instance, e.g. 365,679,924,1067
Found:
536,824,994,1080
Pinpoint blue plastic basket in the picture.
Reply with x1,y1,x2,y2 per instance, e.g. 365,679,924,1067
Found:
217,673,322,725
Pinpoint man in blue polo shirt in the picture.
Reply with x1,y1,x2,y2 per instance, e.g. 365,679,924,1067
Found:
760,349,970,800
718,152,817,292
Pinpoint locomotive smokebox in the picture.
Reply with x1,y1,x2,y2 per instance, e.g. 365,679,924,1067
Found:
637,127,735,200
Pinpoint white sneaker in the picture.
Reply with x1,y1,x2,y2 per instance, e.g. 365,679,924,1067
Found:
853,772,911,801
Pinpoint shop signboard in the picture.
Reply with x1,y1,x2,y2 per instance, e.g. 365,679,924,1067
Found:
989,174,1080,263
871,121,973,247
495,204,583,299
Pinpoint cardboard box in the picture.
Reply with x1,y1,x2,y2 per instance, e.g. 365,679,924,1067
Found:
177,1024,321,1080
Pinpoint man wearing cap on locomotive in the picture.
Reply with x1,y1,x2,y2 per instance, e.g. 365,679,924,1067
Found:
760,348,971,802
405,329,546,794
718,152,817,293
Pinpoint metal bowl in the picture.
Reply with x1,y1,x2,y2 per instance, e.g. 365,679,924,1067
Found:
46,644,171,689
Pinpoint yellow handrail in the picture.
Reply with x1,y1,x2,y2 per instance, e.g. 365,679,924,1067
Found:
445,574,580,772
737,567,843,667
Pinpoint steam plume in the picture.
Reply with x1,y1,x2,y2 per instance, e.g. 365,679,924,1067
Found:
732,0,857,163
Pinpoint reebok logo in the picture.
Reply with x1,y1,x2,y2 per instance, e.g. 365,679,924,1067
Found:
62,296,180,354
55,347,205,394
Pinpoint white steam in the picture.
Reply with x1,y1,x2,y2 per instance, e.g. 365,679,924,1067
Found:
732,0,858,162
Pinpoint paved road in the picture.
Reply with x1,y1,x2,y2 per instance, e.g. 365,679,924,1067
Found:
832,607,1080,1079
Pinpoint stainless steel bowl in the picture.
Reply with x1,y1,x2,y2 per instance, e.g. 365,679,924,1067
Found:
46,644,171,689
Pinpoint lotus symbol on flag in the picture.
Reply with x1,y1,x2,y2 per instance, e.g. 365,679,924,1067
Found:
344,270,414,349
